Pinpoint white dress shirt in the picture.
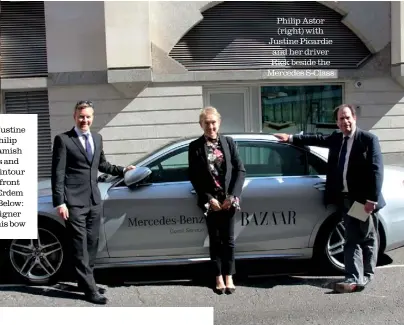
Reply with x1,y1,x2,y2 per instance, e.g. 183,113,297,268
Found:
74,126,94,155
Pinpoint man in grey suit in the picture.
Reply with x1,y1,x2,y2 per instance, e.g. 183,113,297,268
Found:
274,104,385,293
51,100,135,304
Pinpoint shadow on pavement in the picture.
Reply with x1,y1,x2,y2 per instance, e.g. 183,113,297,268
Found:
90,254,393,293
0,253,395,298
237,275,341,291
0,284,88,302
376,253,393,266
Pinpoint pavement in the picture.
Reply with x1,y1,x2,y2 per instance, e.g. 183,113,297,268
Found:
1,248,404,324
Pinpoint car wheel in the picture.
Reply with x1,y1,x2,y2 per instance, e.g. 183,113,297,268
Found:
325,219,346,272
314,214,383,274
7,220,67,285
313,215,345,274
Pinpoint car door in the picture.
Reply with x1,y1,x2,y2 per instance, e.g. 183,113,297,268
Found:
102,145,209,258
233,140,329,252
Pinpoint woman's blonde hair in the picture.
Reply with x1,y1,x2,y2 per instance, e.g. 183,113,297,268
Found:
199,106,221,124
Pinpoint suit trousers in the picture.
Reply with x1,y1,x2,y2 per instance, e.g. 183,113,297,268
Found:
65,204,101,294
206,208,236,276
339,196,379,285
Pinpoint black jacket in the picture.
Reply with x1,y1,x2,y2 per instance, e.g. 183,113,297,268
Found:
188,134,246,212
51,128,124,207
292,128,386,209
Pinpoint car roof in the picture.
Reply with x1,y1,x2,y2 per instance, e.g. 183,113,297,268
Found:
149,133,280,152
178,133,279,144
136,133,329,165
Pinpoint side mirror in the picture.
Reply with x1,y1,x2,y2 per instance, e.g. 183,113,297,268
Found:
124,167,152,187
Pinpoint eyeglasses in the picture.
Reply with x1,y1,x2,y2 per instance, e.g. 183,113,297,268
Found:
75,100,94,109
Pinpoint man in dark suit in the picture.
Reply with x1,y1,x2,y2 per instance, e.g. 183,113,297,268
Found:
274,104,385,293
51,100,135,304
188,106,246,294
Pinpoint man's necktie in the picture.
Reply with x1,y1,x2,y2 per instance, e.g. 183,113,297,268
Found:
338,136,349,190
83,133,93,162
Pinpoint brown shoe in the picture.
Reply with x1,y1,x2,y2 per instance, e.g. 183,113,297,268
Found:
333,279,360,293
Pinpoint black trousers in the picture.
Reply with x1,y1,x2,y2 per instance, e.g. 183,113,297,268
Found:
206,208,236,276
65,204,101,294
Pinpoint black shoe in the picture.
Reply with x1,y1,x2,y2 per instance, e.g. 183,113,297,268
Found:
214,287,226,295
97,287,106,294
84,292,108,305
78,285,106,295
225,286,236,294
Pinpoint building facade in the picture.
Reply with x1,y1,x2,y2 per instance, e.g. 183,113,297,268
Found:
1,1,404,179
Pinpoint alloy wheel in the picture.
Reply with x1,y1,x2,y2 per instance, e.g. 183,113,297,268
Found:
9,227,64,282
326,220,345,270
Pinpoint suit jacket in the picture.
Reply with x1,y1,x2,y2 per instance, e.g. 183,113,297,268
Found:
51,127,124,208
188,134,246,212
292,128,386,209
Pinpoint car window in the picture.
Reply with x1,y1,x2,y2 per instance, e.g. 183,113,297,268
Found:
307,151,327,175
146,146,190,183
236,141,307,177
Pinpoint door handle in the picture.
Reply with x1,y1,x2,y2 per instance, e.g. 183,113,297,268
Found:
191,189,196,194
313,182,326,191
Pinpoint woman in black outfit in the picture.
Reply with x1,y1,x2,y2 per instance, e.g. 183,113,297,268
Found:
188,106,246,294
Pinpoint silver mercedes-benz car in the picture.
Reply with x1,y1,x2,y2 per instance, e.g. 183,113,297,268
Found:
2,133,404,285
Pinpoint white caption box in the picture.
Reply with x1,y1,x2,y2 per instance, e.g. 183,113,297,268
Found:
0,307,214,325
0,114,38,239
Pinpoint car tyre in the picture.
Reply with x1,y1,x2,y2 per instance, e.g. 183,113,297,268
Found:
312,214,346,275
6,218,70,286
313,213,383,275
